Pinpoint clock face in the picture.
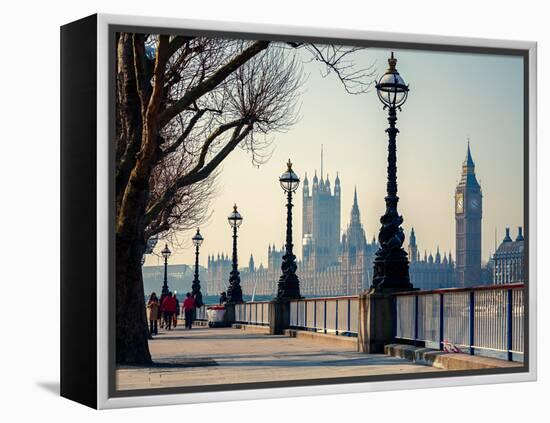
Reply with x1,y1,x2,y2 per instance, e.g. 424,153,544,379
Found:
470,198,480,210
456,193,464,214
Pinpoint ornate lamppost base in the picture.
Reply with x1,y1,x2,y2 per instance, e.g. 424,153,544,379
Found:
371,256,413,291
276,273,302,301
226,274,243,304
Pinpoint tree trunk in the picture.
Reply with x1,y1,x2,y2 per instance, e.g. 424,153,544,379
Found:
115,235,152,364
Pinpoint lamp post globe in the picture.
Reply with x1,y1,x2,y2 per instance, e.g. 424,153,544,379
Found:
192,228,204,247
371,52,413,291
191,228,204,307
375,52,409,109
276,159,302,300
279,159,300,193
161,243,171,296
226,204,243,303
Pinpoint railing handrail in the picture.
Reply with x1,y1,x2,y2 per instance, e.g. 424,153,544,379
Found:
394,283,525,296
242,295,359,304
291,295,359,301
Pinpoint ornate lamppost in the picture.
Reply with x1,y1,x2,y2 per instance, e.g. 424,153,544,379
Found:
161,243,171,296
276,159,301,300
226,204,243,303
371,52,413,291
191,228,204,307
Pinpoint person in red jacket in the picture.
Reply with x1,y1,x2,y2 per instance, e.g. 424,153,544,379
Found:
160,292,177,330
182,292,196,330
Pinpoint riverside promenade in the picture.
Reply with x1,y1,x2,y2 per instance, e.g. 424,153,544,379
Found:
116,325,443,391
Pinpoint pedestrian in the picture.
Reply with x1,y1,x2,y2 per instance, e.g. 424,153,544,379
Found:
146,292,159,336
183,292,196,329
219,291,228,304
173,291,180,328
158,292,167,329
160,291,177,330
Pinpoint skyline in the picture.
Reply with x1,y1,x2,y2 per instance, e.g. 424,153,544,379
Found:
144,46,524,270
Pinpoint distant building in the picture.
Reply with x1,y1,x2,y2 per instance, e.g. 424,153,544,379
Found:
203,144,511,296
493,227,525,284
204,186,377,297
455,142,483,287
302,155,341,270
408,228,456,290
339,189,376,294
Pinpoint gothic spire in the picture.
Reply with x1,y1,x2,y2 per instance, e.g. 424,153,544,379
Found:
409,227,417,246
303,171,310,196
464,138,475,168
350,186,361,225
503,227,512,242
334,171,341,196
516,226,524,241
459,139,480,189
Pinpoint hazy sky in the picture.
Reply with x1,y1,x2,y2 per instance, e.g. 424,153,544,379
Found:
144,45,524,269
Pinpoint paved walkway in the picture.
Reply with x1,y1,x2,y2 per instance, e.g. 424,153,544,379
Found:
116,325,443,391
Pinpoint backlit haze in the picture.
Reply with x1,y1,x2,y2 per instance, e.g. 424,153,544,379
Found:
144,46,524,270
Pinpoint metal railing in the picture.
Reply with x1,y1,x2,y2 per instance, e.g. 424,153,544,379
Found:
235,301,270,325
394,284,525,361
289,296,359,336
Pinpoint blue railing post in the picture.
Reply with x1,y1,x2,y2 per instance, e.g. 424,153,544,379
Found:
414,295,419,346
314,301,317,331
507,289,513,361
439,293,444,350
323,300,327,333
469,291,475,355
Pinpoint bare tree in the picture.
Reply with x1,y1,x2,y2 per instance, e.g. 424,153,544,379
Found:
115,33,375,364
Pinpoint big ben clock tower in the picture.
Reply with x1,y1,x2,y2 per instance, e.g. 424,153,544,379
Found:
455,142,482,287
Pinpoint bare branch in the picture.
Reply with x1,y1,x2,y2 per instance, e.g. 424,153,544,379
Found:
158,40,270,127
303,44,376,94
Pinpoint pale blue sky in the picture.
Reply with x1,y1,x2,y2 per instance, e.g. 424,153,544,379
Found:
145,46,524,269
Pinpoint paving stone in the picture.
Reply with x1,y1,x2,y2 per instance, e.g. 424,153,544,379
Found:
116,326,443,391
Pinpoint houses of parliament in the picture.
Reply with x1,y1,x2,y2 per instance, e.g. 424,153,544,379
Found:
204,145,488,296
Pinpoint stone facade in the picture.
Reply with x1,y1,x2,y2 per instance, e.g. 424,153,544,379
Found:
407,228,456,290
455,143,483,287
492,226,525,284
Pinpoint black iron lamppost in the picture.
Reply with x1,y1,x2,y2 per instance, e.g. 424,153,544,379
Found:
191,228,204,307
371,52,413,291
226,204,243,303
161,243,171,296
276,159,301,300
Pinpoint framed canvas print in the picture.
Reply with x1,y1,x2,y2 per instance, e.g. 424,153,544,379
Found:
60,13,537,409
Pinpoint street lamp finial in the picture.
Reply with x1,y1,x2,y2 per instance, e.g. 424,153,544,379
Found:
388,51,397,72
